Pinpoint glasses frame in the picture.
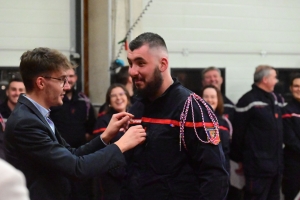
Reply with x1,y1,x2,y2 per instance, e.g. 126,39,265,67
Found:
42,76,67,88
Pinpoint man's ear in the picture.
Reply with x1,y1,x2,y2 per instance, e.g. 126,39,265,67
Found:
262,75,269,84
220,76,223,85
74,74,78,82
36,77,45,89
159,57,169,72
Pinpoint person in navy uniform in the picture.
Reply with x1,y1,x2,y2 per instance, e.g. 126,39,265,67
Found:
121,32,228,200
0,78,25,160
202,66,235,122
281,73,300,200
201,85,231,173
231,65,283,200
93,83,131,140
93,83,132,200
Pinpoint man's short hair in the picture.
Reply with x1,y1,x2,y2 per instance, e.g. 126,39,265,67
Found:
7,77,23,90
116,66,129,85
70,60,79,69
20,47,72,92
254,65,275,83
201,66,222,79
129,32,168,52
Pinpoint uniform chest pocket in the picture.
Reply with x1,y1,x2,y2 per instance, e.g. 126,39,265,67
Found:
253,106,275,130
144,124,182,174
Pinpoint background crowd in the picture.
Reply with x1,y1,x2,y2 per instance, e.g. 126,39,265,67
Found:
0,32,299,200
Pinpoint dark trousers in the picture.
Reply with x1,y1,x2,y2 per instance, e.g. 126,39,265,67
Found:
282,154,300,200
69,179,93,200
244,174,281,200
227,185,244,200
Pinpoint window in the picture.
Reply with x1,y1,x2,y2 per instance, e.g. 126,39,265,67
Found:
171,68,226,96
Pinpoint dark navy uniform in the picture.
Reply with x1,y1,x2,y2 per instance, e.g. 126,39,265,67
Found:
121,79,228,200
223,94,235,123
231,84,283,200
93,110,125,200
50,90,96,148
281,98,300,200
0,100,12,160
218,114,231,173
0,100,12,120
0,123,4,159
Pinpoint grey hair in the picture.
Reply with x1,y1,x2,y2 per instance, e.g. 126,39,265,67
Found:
201,66,221,79
254,65,274,83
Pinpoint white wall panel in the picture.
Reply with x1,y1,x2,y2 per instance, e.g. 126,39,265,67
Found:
0,0,71,66
142,0,300,103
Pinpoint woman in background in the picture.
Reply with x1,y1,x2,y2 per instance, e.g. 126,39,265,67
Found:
200,85,231,173
93,83,131,200
93,83,131,141
281,73,300,200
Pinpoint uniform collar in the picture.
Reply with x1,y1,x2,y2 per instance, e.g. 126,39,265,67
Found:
135,78,180,103
252,84,273,97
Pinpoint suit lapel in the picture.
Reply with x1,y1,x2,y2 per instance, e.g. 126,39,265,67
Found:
54,128,64,144
18,95,57,141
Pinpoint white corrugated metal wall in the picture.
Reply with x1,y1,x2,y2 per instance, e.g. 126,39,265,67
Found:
142,0,300,103
0,0,71,67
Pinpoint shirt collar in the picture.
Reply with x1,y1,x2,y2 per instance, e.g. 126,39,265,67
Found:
23,95,51,118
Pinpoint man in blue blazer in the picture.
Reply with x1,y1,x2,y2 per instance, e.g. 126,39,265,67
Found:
4,47,146,200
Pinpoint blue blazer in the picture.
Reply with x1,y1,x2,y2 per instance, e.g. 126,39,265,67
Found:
4,94,126,200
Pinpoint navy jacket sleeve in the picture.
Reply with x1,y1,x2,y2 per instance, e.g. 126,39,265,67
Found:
6,109,126,180
230,97,252,162
182,100,229,199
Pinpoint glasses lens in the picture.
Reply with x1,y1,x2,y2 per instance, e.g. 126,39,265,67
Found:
62,78,67,87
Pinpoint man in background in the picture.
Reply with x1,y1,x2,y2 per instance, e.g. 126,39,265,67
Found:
231,65,283,200
202,66,235,121
50,61,97,199
0,77,25,122
115,66,135,103
0,78,25,159
50,61,96,147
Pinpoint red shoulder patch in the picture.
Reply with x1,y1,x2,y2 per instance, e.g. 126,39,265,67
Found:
206,128,220,145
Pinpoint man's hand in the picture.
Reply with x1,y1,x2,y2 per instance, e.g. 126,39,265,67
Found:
114,125,146,153
101,112,134,144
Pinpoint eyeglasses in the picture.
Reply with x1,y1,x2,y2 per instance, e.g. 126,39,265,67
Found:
42,76,67,87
